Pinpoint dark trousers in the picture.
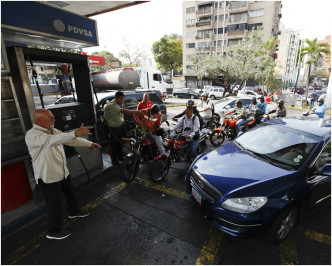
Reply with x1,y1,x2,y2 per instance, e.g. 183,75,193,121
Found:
39,176,79,234
107,123,125,161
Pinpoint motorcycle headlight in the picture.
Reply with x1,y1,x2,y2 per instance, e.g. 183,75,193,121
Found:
221,197,267,214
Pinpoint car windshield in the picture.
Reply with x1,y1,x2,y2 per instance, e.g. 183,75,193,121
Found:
234,124,321,170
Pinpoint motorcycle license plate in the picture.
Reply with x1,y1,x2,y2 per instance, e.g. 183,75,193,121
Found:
192,187,202,205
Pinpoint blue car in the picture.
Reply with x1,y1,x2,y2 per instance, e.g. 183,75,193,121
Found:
185,118,331,243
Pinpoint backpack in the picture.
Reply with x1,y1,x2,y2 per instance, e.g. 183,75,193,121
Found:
207,100,215,114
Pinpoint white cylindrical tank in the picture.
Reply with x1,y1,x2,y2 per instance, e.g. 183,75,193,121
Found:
92,69,139,90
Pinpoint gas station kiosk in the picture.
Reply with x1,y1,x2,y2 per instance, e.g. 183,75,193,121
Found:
1,1,141,214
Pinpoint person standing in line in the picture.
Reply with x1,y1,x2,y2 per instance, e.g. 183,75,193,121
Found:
104,91,143,166
136,93,153,126
25,109,102,240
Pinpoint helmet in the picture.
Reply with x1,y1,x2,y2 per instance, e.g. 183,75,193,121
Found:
187,99,195,106
150,104,160,116
318,97,324,103
257,95,264,100
235,100,243,106
251,96,256,101
202,92,209,97
278,99,284,105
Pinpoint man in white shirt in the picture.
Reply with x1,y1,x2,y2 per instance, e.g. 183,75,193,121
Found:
25,109,101,240
172,106,200,160
196,92,213,122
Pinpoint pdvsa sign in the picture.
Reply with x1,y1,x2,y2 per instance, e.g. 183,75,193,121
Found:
2,1,98,46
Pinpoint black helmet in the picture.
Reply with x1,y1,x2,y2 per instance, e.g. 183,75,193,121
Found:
187,99,195,106
318,97,324,103
251,96,257,101
235,100,243,106
150,104,160,116
257,95,264,100
278,99,284,105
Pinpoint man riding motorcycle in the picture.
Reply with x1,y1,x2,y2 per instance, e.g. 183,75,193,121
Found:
196,92,213,123
137,104,166,156
172,99,203,129
171,106,200,160
225,100,247,136
275,99,287,117
257,95,267,115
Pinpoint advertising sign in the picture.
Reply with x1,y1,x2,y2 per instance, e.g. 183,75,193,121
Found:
1,1,98,46
88,56,106,65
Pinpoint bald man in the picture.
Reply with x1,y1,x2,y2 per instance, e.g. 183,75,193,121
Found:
25,109,101,240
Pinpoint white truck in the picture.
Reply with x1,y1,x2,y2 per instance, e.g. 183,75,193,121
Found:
136,68,174,97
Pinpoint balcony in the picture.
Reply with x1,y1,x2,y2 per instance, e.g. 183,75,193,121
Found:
196,1,213,5
228,16,247,25
196,20,212,29
229,1,248,13
227,30,245,39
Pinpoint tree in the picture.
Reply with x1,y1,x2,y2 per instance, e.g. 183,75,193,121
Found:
152,34,183,77
118,38,146,67
300,38,330,102
192,28,276,97
90,51,122,73
310,69,329,83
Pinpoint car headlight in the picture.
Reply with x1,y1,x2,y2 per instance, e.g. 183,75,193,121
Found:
221,197,267,214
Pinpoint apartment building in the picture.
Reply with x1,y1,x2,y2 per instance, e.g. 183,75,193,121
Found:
183,1,282,88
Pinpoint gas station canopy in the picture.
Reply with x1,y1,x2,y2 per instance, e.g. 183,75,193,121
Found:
1,1,146,49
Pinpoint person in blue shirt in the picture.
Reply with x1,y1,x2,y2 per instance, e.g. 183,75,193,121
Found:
310,98,327,118
257,95,267,115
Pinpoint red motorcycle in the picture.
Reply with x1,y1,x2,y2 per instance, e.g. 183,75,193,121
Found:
149,122,208,182
209,108,261,143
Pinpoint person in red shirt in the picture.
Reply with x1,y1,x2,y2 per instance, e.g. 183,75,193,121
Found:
136,93,153,126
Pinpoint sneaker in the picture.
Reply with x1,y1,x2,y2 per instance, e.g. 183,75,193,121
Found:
68,210,90,219
46,230,71,240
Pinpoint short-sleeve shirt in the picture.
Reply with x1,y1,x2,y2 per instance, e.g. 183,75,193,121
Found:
104,99,124,127
233,106,247,119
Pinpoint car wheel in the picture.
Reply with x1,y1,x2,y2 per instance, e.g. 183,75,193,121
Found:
267,205,298,243
210,95,216,100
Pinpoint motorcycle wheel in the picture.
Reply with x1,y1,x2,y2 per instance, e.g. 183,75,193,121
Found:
210,130,225,146
120,154,140,183
150,157,170,182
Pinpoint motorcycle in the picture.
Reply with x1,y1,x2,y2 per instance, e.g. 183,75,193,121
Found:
120,126,166,183
209,108,261,142
149,121,208,182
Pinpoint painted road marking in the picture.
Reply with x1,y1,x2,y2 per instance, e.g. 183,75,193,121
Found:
4,182,128,265
304,230,331,245
196,226,223,265
280,233,299,265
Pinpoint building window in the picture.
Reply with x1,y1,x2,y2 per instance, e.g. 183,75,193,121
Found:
215,1,228,8
227,24,247,31
213,40,227,46
186,6,195,14
249,8,264,17
197,41,212,51
186,31,196,38
186,54,194,61
238,23,247,30
186,65,195,70
228,39,241,46
214,27,228,34
197,4,212,15
186,43,195,49
230,13,247,23
248,23,263,31
197,30,212,39
214,14,228,21
186,19,196,27
229,1,247,9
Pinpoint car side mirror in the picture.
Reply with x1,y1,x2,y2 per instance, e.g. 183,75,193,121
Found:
321,164,331,176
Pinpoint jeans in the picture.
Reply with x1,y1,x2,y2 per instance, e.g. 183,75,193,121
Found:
235,119,246,136
151,134,165,155
39,176,79,234
189,139,199,159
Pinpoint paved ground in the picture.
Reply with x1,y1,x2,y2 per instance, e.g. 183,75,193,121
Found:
2,96,330,265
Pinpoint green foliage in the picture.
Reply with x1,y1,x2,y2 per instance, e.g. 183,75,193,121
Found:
90,51,122,73
310,69,329,82
192,28,276,96
152,34,183,76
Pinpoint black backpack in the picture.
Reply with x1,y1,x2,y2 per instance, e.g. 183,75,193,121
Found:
207,100,215,114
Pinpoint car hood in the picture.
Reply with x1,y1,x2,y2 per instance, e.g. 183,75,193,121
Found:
192,143,294,195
